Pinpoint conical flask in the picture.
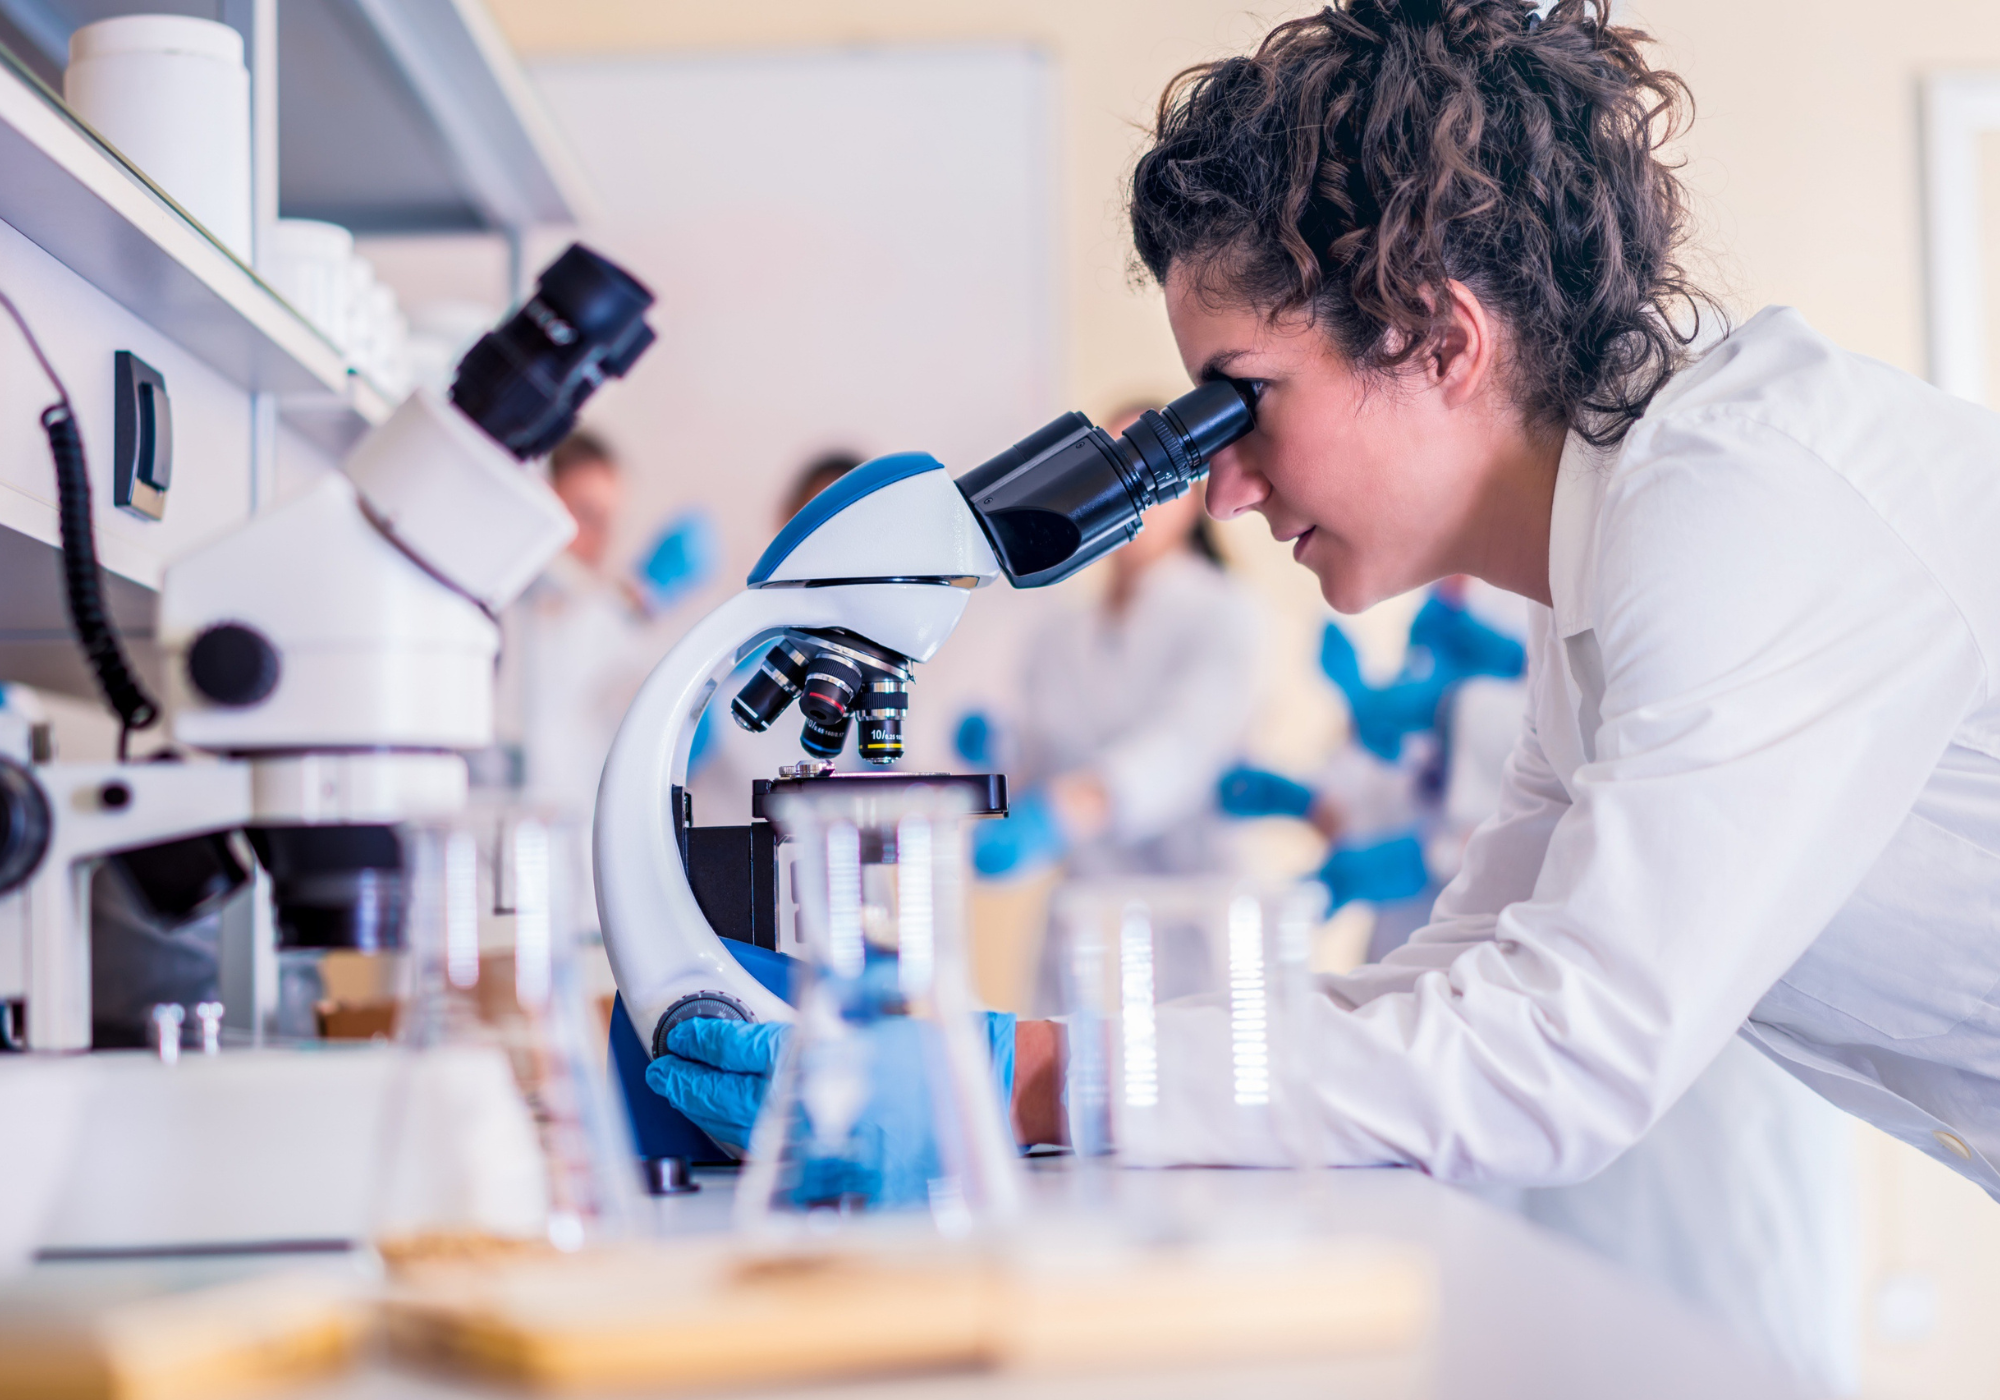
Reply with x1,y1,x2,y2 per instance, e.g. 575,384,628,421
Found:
373,809,638,1257
735,781,1021,1236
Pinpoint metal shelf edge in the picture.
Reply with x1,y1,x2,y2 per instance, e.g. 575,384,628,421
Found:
0,63,354,403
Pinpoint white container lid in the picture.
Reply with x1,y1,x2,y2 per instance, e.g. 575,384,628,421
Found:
68,15,244,68
267,218,355,261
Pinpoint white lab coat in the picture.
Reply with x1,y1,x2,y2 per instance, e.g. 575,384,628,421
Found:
1018,552,1263,877
498,553,659,822
1143,306,2000,1204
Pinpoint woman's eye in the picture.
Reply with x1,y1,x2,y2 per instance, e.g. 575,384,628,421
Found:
1237,378,1269,403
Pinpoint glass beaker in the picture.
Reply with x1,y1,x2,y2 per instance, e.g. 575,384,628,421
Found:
373,809,638,1258
1052,878,1326,1168
735,781,1021,1237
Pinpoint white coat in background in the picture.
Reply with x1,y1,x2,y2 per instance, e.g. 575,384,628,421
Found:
498,553,660,823
1016,552,1264,877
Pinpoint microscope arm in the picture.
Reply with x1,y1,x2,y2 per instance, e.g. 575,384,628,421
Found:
594,581,975,1045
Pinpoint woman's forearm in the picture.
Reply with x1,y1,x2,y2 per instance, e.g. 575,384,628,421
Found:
1011,1019,1068,1146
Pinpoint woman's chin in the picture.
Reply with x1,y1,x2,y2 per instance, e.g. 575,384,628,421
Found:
1309,556,1384,615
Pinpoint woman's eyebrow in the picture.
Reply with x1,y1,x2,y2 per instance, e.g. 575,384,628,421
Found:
1198,350,1253,381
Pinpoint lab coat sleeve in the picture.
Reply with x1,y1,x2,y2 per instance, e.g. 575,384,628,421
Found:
1144,412,1987,1183
1094,582,1265,845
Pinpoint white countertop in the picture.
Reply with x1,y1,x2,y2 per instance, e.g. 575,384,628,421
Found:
276,1160,1809,1400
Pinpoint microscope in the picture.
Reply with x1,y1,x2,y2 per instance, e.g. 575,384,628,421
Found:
594,379,1257,1058
0,244,656,1051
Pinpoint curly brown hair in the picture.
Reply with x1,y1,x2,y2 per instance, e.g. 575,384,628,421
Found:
1131,0,1709,446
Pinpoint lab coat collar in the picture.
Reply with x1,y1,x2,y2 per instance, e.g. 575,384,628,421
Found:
1546,431,1611,639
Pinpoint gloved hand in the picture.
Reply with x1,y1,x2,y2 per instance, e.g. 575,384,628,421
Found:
1407,595,1526,680
971,790,1066,878
1315,831,1430,910
1217,765,1316,819
1320,622,1452,762
644,1010,1018,1164
634,510,719,610
644,1017,788,1153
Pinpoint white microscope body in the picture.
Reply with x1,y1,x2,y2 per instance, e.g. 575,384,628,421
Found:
0,244,655,1051
594,378,1259,1057
594,458,1001,1038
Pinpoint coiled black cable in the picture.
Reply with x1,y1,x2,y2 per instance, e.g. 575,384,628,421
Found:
1,292,160,756
44,403,158,739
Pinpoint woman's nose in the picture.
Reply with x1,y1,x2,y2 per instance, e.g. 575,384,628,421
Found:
1202,444,1266,520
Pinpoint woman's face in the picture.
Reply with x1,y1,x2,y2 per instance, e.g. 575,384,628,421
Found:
1165,266,1506,613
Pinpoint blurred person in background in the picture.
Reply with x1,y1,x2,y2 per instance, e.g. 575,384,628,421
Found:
498,430,715,822
966,404,1265,883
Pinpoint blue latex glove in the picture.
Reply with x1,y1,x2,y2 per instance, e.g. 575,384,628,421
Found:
1320,621,1453,762
971,790,1066,878
1315,832,1431,910
644,1010,1018,1164
1217,765,1316,820
635,510,719,609
1407,595,1526,680
954,711,994,766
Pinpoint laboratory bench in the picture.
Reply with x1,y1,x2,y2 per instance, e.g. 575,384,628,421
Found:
27,1160,1810,1400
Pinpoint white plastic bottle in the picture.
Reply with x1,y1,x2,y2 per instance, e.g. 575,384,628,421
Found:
65,16,253,260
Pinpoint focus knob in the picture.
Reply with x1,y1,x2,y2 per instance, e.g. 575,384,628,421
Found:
0,754,50,895
187,623,280,707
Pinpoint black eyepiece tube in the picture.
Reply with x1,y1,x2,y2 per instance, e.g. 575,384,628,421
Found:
956,379,1258,589
1160,379,1258,469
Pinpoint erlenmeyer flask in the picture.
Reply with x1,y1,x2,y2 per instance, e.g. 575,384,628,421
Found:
374,809,638,1257
735,781,1020,1236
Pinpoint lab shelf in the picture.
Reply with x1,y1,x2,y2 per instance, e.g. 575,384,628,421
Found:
0,0,594,235
0,46,386,447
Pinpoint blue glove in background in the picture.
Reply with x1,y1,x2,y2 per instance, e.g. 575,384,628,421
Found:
635,509,719,609
1217,765,1316,820
972,790,1066,878
1321,621,1452,763
1407,595,1526,680
954,711,994,766
644,1010,1019,1174
1316,832,1431,910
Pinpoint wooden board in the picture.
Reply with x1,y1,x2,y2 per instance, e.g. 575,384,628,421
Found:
0,1270,365,1400
382,1234,1433,1393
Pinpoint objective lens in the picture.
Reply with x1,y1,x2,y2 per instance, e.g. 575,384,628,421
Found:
798,653,865,728
799,712,851,759
856,679,910,765
731,640,813,732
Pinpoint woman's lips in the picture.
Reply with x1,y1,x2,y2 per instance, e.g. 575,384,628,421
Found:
1291,527,1315,562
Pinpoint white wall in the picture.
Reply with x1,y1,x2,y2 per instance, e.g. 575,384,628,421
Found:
369,47,1073,785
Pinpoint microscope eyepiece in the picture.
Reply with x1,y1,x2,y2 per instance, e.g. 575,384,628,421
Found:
1158,379,1259,468
450,244,657,461
957,378,1257,589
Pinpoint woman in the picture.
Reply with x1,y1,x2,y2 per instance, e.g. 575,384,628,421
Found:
1015,0,2000,1200
972,405,1264,882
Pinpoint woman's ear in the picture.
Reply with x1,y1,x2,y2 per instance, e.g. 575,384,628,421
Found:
1431,279,1499,407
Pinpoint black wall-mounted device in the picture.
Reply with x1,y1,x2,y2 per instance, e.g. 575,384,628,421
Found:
113,350,172,522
